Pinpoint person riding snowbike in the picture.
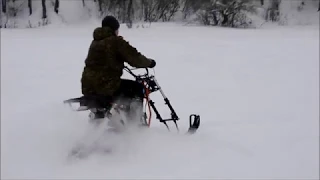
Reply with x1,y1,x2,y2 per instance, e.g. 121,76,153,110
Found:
80,16,156,123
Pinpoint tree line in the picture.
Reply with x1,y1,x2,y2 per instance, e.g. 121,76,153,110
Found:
1,0,319,28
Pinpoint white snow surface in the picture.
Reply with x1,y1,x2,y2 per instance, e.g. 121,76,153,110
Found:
1,23,319,179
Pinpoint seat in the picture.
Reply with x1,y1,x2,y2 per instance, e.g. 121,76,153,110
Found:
64,95,114,111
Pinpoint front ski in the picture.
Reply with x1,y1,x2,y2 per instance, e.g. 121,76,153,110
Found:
187,114,200,134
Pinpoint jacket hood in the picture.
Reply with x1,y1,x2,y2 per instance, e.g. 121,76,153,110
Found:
93,27,115,40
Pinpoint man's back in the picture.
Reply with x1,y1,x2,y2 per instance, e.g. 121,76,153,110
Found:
81,26,154,97
81,27,123,96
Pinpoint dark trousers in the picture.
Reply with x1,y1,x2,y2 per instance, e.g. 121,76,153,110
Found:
92,79,145,119
113,79,145,101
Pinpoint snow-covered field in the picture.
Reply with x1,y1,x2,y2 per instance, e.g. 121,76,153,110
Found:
1,23,319,179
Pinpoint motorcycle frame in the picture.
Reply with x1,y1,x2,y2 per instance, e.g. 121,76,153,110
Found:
124,67,181,131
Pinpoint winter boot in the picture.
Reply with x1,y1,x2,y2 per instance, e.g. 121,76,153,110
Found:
88,108,107,126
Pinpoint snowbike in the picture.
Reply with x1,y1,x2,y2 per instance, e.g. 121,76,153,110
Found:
63,66,200,135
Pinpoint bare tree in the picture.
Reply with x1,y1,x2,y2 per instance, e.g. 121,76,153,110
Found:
28,0,32,15
126,0,133,28
120,0,126,23
157,0,179,22
97,0,102,14
194,0,255,28
2,0,6,13
182,0,211,19
42,0,47,19
54,0,59,14
267,0,280,21
142,0,158,22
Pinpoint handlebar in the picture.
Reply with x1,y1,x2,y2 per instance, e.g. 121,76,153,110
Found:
124,66,150,79
124,66,160,93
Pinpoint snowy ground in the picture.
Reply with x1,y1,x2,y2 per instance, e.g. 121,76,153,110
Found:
1,23,319,179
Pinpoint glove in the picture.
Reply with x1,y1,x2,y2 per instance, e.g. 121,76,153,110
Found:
149,59,156,68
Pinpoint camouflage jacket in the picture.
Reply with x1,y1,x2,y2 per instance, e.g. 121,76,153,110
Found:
81,27,152,96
